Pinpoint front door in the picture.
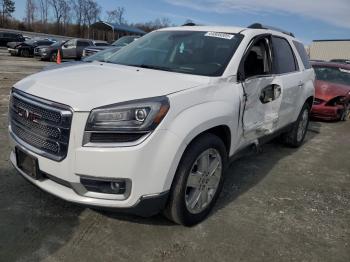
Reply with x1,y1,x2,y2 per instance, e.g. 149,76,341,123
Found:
61,39,76,58
239,35,283,140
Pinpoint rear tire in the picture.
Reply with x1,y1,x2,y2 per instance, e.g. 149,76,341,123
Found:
164,133,227,226
50,52,57,62
21,49,30,57
282,103,310,148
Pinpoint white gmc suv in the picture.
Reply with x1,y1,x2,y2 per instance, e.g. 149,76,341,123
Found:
9,23,314,225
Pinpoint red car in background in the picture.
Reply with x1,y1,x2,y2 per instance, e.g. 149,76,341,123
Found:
311,62,350,121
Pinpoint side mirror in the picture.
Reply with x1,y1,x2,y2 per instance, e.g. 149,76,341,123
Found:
63,44,68,48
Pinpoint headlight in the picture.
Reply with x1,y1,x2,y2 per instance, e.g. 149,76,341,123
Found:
326,96,346,106
84,96,170,145
41,48,47,52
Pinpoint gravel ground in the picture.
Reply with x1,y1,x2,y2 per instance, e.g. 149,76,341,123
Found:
0,47,349,262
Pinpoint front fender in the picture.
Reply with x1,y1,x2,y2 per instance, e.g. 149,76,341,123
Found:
160,100,236,190
167,100,235,149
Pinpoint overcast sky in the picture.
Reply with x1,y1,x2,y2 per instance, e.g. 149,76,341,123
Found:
13,0,350,44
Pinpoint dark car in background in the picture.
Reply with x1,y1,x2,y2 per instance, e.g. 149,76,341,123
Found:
82,35,139,57
7,39,55,57
330,59,350,65
34,40,67,61
0,31,25,47
311,62,350,121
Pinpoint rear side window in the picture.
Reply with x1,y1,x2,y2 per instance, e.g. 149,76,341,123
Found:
272,36,298,74
38,41,52,46
293,41,311,69
77,41,90,47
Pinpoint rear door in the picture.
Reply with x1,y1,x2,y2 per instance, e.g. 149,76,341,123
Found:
76,40,91,58
271,36,303,127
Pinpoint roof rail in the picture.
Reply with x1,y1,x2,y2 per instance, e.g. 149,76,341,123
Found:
182,22,196,26
248,23,295,37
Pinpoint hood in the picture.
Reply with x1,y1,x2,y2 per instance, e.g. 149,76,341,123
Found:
37,45,51,50
86,46,111,51
315,80,350,101
41,61,85,71
14,62,210,111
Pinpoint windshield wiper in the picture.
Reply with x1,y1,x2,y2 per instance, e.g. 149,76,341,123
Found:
127,64,173,72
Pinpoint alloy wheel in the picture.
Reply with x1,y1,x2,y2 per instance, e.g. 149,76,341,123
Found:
185,148,223,214
297,109,309,142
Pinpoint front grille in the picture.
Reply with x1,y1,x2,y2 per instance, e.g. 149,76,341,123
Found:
84,49,98,57
9,90,73,161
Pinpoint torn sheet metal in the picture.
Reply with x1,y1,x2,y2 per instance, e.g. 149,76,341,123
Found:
242,76,282,139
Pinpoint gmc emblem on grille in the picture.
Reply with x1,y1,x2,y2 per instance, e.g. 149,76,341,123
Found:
16,106,42,123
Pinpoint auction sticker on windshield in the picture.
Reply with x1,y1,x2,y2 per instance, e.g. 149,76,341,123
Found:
205,32,234,40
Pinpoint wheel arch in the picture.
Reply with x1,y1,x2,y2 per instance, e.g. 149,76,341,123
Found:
305,96,314,110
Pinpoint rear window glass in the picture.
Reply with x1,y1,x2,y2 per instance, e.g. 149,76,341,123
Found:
94,42,109,46
313,66,350,86
272,36,298,74
293,41,311,69
78,41,90,47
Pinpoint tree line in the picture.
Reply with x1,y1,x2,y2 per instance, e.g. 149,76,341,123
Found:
0,0,175,39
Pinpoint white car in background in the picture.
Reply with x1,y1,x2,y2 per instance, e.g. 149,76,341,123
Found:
8,23,314,226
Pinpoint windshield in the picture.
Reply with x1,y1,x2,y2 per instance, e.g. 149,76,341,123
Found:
313,66,350,86
83,47,121,62
50,41,63,47
112,36,138,47
94,42,110,46
105,31,243,76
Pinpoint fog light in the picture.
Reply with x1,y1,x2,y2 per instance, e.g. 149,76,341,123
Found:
80,177,127,195
111,182,121,191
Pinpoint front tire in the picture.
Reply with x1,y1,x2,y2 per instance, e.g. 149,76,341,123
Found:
340,103,349,121
282,103,310,147
164,133,227,226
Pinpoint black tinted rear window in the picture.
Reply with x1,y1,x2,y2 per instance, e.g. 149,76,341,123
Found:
272,36,298,74
78,41,90,46
293,41,311,69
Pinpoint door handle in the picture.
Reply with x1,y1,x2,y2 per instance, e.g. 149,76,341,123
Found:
298,81,304,88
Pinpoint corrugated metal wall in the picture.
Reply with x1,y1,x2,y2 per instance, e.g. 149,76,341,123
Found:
309,41,350,61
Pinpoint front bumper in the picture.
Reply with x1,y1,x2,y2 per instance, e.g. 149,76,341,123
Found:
8,48,18,55
9,112,185,214
311,104,343,120
11,152,169,216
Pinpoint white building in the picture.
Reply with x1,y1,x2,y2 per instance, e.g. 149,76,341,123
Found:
309,39,350,61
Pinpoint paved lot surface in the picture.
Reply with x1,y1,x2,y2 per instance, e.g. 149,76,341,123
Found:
0,47,349,262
